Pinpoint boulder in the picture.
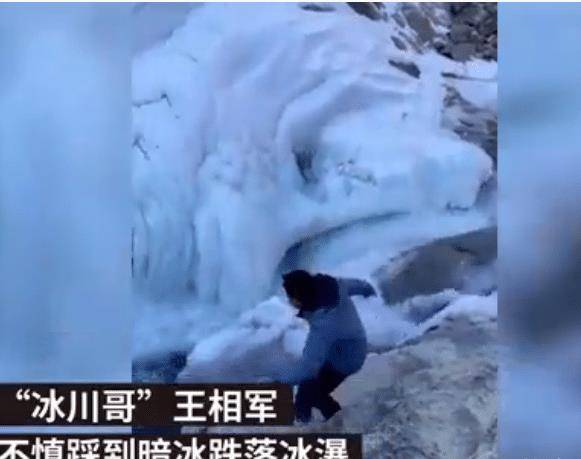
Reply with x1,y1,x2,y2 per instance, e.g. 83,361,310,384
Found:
388,59,421,79
374,227,497,305
183,309,498,459
335,313,498,458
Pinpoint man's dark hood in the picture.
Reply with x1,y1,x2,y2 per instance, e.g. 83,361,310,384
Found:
296,273,339,318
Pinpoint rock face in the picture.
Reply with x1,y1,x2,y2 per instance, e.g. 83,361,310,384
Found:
183,309,498,459
347,2,386,21
336,313,498,459
374,227,497,305
389,3,497,62
443,78,498,164
305,3,497,64
386,3,498,164
446,3,497,61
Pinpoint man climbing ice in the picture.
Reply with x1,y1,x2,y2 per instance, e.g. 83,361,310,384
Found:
277,269,376,423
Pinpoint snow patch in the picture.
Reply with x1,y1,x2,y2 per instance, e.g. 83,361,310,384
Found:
179,291,497,383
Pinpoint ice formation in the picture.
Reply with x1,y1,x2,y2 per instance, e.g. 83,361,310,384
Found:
132,3,494,358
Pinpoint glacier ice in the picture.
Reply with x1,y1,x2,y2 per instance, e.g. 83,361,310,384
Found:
132,3,494,358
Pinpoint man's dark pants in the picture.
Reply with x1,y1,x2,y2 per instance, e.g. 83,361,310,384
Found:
294,363,348,422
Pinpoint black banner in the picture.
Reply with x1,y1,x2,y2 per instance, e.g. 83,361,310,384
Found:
0,435,362,459
0,384,294,426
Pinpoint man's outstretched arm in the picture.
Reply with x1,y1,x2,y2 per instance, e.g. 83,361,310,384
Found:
338,277,377,298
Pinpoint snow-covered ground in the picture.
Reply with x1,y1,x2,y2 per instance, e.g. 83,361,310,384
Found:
132,3,496,362
177,291,496,384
